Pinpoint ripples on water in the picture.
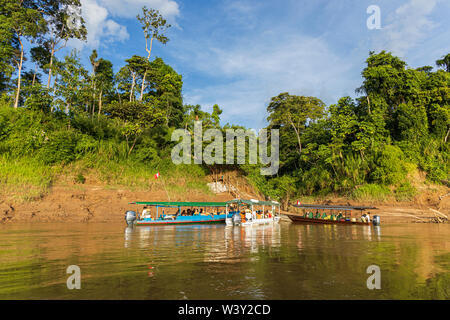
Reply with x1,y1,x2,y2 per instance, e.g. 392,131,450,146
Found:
0,222,449,299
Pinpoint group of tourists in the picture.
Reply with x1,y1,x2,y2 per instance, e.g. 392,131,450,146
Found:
177,208,210,216
239,208,273,222
303,211,371,223
140,206,223,220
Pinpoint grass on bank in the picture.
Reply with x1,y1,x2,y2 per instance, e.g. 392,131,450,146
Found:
0,156,58,201
0,155,213,203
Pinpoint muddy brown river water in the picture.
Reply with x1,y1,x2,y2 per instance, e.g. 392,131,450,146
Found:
0,221,449,299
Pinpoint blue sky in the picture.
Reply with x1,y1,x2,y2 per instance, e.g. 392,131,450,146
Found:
61,0,450,129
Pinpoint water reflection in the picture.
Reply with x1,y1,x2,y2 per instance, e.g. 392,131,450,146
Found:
0,222,449,299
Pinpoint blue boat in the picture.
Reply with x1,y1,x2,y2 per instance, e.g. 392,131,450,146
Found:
125,201,234,226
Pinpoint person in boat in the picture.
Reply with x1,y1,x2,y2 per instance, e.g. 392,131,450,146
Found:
142,206,152,219
245,208,252,221
181,209,186,216
364,212,371,223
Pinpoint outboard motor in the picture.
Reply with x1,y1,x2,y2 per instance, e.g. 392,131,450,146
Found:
232,213,242,225
125,211,137,225
372,215,381,226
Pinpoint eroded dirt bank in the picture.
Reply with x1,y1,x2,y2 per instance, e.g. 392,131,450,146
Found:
0,184,235,223
1,183,449,224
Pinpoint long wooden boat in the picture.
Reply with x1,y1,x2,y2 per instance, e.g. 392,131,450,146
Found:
286,204,380,226
285,214,372,225
126,201,233,226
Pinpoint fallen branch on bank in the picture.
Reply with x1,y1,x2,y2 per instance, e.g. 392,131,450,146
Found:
439,192,449,200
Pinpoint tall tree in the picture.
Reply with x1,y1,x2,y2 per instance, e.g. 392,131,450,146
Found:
0,6,20,93
30,44,51,86
136,7,171,101
267,93,325,155
117,55,148,102
2,0,47,108
95,58,114,116
89,49,100,115
55,50,89,114
41,0,87,89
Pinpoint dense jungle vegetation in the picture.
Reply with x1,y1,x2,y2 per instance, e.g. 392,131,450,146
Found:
0,1,448,203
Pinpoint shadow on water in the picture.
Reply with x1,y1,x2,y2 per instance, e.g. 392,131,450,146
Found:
0,222,449,299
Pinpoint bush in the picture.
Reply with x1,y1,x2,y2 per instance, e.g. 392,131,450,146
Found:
74,173,86,184
370,145,411,185
351,184,391,201
37,130,79,164
394,182,417,201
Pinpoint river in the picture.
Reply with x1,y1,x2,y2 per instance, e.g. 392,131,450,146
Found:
0,221,449,299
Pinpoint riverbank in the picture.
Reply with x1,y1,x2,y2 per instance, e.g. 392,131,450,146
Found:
1,179,448,224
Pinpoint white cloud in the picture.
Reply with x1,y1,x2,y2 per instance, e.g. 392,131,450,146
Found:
375,0,438,57
98,0,180,22
69,0,179,49
68,0,130,49
176,33,354,128
104,20,129,42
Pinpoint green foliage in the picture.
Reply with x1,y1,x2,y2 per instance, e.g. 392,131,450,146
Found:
0,155,56,201
370,145,412,185
75,173,86,184
0,1,448,206
351,184,391,201
394,182,417,201
24,85,52,113
37,130,79,164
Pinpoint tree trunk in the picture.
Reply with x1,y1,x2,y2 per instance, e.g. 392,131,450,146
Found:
128,136,138,156
92,78,96,116
140,37,154,101
98,89,103,116
139,70,147,101
14,37,24,109
129,72,136,102
32,64,37,87
47,44,55,89
289,118,302,155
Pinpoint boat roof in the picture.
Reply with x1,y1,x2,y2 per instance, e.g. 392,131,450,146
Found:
226,199,280,207
293,204,377,211
130,201,227,207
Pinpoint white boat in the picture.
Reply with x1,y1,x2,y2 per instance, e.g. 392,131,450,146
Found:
225,199,281,226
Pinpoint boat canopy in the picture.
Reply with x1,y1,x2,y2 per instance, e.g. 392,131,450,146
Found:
130,201,227,207
226,199,280,207
293,204,377,211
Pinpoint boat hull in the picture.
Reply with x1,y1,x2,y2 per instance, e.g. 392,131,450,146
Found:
227,216,281,226
286,214,371,226
136,214,232,226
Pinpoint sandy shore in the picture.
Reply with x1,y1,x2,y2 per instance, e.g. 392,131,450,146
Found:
1,183,449,224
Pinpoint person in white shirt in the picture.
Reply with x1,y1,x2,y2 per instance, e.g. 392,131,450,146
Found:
142,207,151,219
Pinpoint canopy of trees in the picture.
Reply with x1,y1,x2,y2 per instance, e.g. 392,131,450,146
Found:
0,2,448,204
